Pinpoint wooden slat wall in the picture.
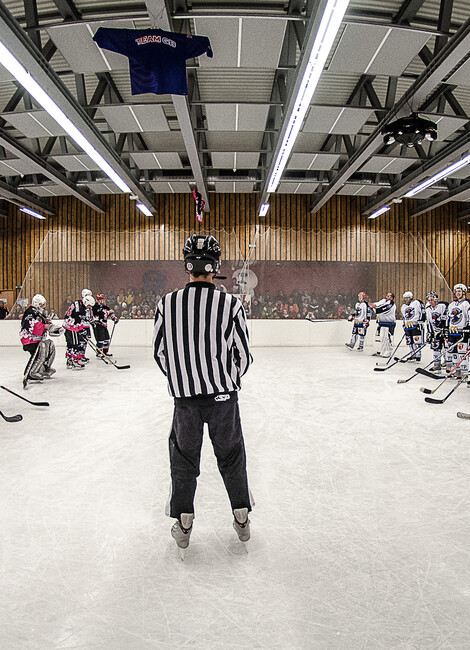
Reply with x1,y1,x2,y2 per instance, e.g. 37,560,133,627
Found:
1,193,468,310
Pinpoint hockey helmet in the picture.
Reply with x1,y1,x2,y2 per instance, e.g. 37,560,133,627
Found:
96,293,105,301
453,283,467,293
183,234,221,275
403,291,413,300
82,288,92,298
32,293,46,310
426,291,438,301
83,295,95,307
358,291,366,301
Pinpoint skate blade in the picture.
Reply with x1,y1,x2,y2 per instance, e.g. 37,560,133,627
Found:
240,540,249,553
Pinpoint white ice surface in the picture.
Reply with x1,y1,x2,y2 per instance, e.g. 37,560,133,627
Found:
1,345,470,650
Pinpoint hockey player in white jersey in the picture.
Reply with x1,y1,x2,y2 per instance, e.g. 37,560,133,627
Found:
425,291,448,371
345,292,371,351
401,291,425,361
368,292,396,357
445,283,470,378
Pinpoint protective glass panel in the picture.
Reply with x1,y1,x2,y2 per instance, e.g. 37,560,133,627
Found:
8,227,451,321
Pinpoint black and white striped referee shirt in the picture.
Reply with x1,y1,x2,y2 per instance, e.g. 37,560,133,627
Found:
153,281,252,398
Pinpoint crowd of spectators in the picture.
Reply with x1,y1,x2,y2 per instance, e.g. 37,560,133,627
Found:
4,286,358,321
243,289,356,320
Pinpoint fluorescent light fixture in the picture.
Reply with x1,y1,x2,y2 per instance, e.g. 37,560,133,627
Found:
259,203,270,217
20,206,46,220
267,0,351,193
368,206,390,220
405,154,470,197
0,42,132,194
136,203,153,216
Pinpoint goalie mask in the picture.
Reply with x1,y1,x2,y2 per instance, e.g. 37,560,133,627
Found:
183,234,221,275
32,294,46,311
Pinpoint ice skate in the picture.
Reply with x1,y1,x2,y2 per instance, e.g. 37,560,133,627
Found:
357,346,364,352
344,343,354,350
233,508,250,548
171,513,194,560
431,362,441,372
28,372,44,381
66,358,85,371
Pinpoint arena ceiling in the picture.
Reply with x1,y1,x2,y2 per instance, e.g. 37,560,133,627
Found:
1,0,470,220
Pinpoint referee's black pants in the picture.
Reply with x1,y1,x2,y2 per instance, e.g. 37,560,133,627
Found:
167,393,252,519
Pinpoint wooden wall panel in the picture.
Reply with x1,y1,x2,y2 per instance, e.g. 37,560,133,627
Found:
0,193,468,313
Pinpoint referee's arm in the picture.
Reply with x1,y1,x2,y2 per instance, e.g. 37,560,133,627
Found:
232,304,252,377
152,301,167,376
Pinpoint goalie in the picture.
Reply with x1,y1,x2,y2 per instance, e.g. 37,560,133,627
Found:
19,294,62,381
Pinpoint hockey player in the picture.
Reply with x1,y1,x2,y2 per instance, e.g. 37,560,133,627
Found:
445,283,470,378
368,292,396,357
345,292,371,351
153,234,254,557
19,294,60,380
80,289,93,360
92,293,119,357
62,294,96,369
401,291,425,361
425,291,448,371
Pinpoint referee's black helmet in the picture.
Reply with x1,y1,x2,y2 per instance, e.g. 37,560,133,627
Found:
183,234,221,275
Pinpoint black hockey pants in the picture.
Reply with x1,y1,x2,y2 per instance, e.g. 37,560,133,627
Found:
167,393,253,519
93,323,110,350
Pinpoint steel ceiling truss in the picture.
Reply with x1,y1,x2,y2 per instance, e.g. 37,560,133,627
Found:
309,0,470,215
0,0,156,213
0,0,470,216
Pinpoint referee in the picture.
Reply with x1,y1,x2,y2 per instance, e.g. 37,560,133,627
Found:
153,234,254,556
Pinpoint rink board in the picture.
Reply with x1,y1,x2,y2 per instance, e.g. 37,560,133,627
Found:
0,318,361,348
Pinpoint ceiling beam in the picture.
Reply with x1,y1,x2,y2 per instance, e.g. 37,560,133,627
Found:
144,0,210,210
409,178,470,217
0,2,156,213
0,178,55,215
52,0,82,21
310,14,470,214
392,0,428,25
0,127,105,212
364,128,470,213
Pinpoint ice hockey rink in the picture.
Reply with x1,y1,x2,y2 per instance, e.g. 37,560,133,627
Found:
1,336,469,650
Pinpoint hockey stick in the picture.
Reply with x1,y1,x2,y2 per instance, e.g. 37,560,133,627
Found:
393,341,427,362
109,320,116,348
373,344,423,372
375,333,405,367
397,358,435,384
417,346,470,381
1,385,49,407
425,378,466,404
420,375,452,395
0,409,23,422
86,338,130,370
457,411,470,419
